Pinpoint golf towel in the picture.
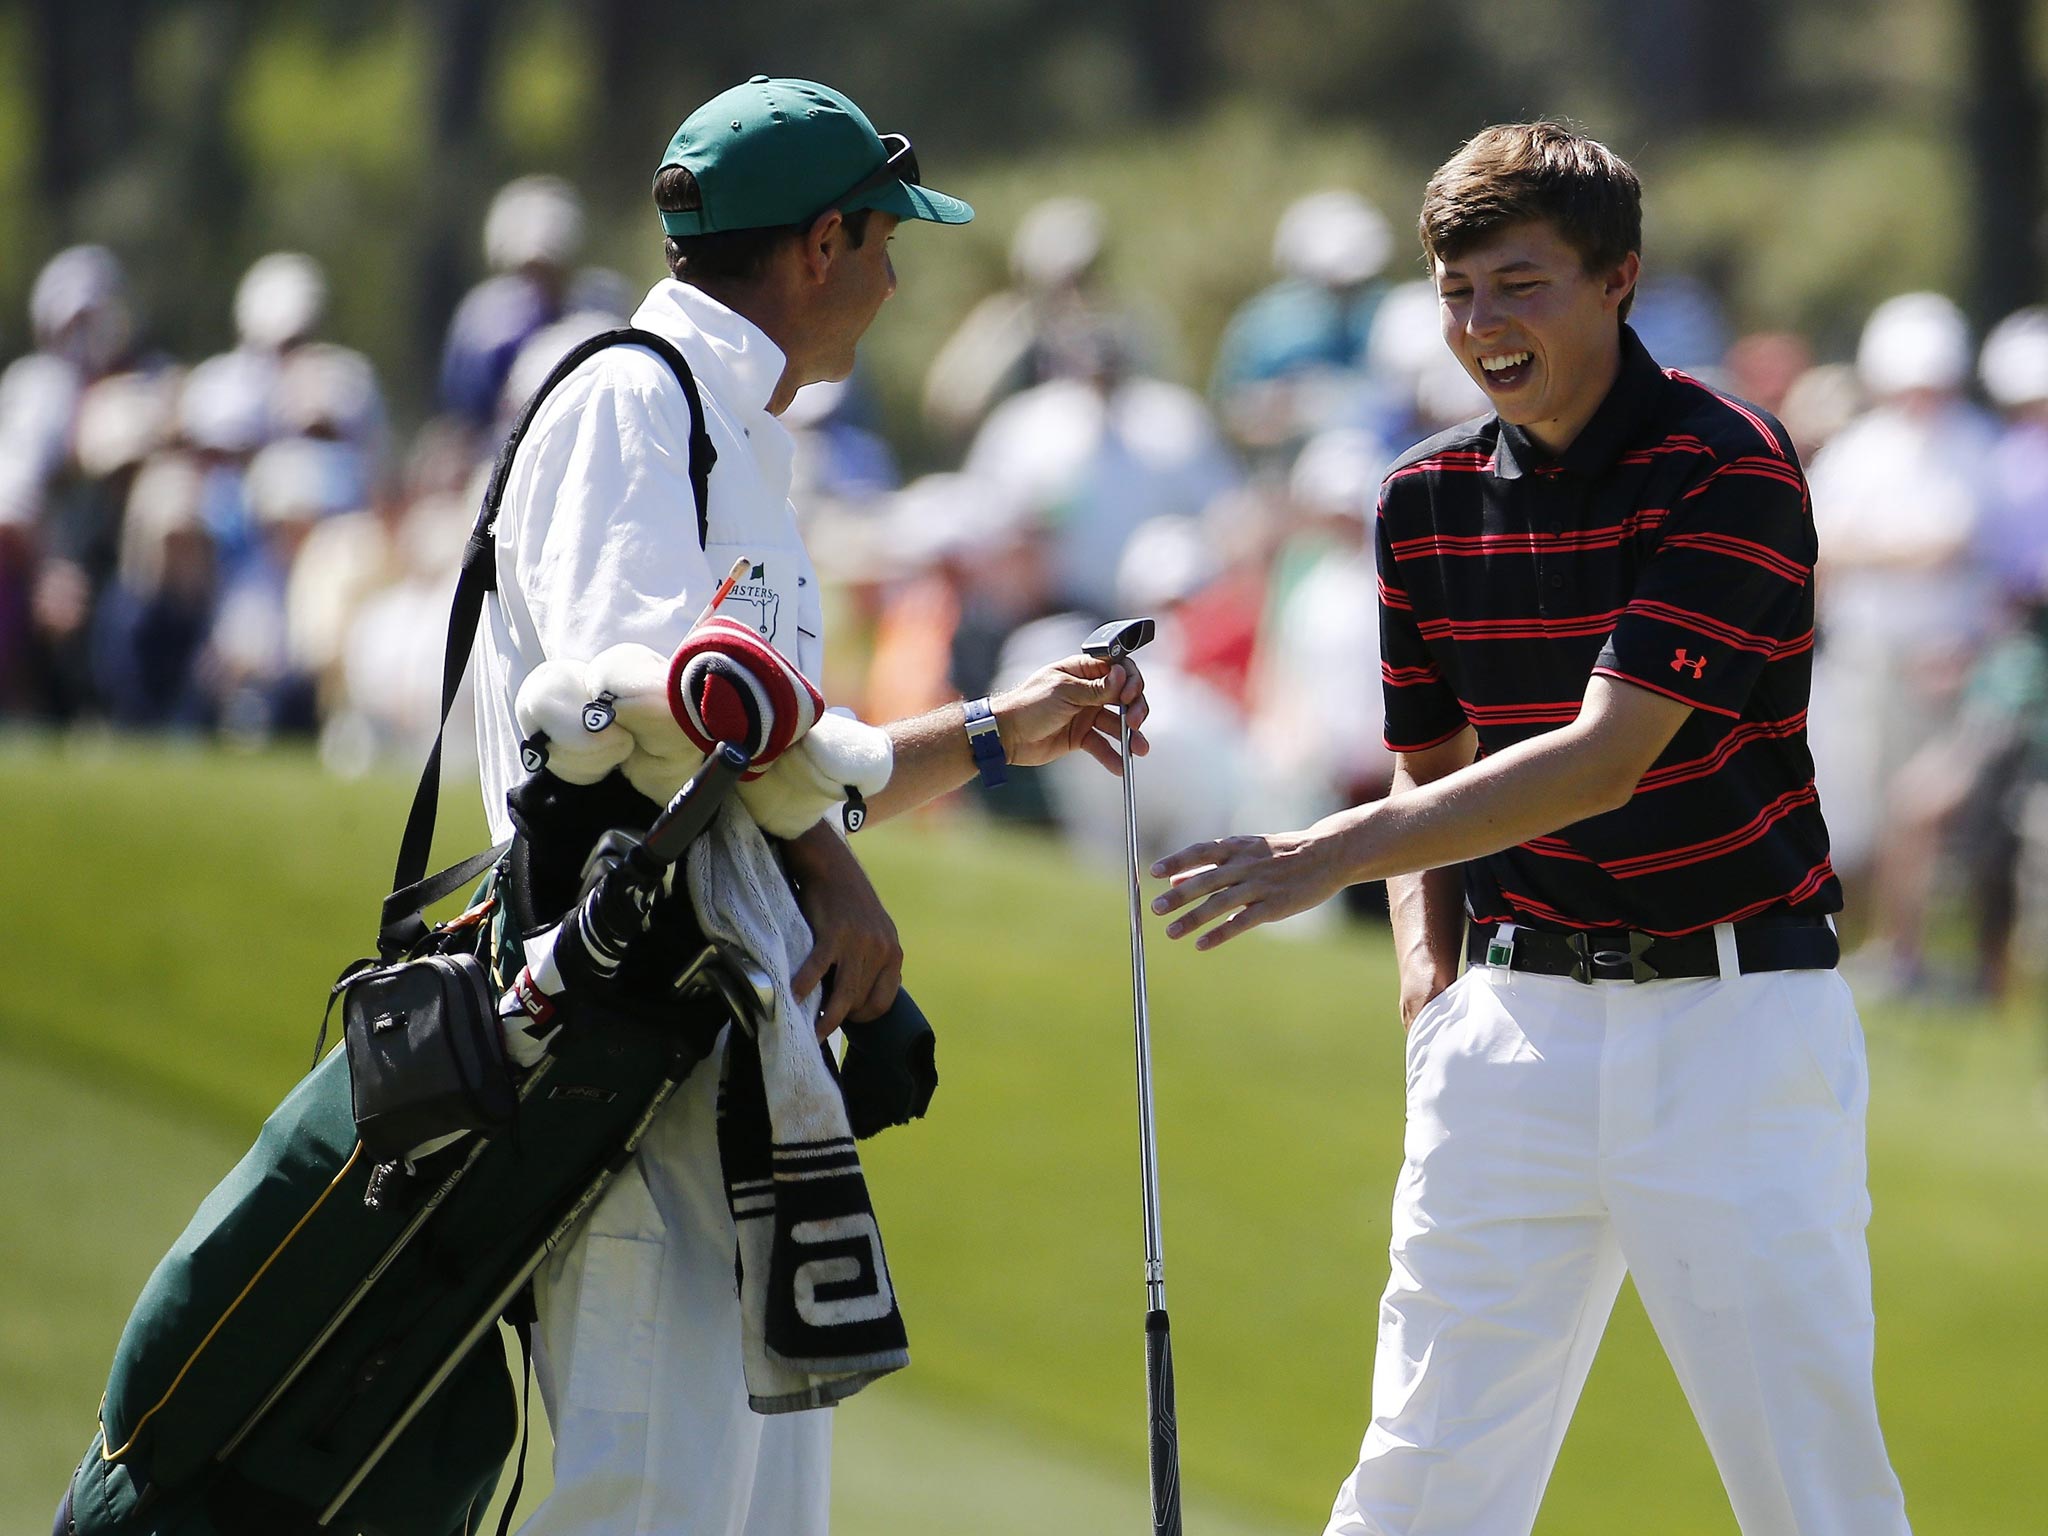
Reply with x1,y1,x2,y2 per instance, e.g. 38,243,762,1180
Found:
686,800,909,1412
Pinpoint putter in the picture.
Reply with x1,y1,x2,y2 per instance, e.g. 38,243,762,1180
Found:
1081,615,1181,1536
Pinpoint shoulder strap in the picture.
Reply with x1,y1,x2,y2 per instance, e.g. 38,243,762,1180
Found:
379,327,716,959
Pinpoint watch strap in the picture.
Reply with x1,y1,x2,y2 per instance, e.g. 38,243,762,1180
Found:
963,696,1008,788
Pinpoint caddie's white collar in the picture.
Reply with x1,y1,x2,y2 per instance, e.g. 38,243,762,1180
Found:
632,279,788,419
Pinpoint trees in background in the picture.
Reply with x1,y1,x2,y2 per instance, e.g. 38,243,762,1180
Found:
4,0,2040,418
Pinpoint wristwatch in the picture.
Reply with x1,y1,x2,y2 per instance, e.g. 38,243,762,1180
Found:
963,696,1008,789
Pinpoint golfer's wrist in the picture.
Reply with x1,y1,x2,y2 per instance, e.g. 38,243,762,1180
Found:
1314,802,1384,887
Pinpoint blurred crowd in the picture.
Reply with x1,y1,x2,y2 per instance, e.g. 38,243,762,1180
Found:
6,180,2048,971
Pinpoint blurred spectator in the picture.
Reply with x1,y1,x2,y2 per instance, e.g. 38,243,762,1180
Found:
1975,307,2048,606
89,453,216,729
1626,273,1730,378
209,437,362,742
1857,309,2048,997
291,426,469,727
859,472,1049,722
1860,608,2048,1000
1362,279,1488,450
923,197,1172,444
1210,190,1393,455
965,324,1239,616
1241,429,1395,839
439,175,585,430
1028,517,1246,863
324,492,477,774
787,375,900,523
496,266,637,428
176,348,275,574
1778,360,1864,465
1807,291,1998,883
1723,331,1814,418
0,246,144,716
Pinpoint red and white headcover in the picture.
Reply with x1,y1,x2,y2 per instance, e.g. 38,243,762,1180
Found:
667,616,824,780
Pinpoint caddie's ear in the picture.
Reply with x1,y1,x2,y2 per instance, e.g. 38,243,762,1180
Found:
796,208,846,285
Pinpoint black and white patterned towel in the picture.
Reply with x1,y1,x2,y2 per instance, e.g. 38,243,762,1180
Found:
688,801,908,1412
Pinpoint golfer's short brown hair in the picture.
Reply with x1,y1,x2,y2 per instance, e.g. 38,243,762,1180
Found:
1420,122,1642,320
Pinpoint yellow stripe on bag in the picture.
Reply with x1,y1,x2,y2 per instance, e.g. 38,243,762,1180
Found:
100,1141,367,1463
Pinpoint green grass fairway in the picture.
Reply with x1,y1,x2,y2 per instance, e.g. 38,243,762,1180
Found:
4,738,2046,1533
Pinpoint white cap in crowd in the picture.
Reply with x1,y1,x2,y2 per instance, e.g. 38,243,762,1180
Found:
29,245,133,371
246,437,362,526
1290,427,1389,520
178,350,275,455
1009,197,1107,290
1979,307,2048,410
275,343,385,447
1856,291,1971,396
887,471,1029,572
235,253,328,352
1116,514,1218,613
1272,190,1391,289
484,175,585,273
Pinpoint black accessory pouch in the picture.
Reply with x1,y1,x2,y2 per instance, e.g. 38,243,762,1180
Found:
342,952,516,1165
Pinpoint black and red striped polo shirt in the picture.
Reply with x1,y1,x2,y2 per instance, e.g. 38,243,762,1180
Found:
1377,324,1840,936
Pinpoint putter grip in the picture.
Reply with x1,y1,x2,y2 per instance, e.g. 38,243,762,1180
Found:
1146,1309,1184,1536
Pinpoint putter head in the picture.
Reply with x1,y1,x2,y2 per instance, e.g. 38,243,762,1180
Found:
1081,616,1156,662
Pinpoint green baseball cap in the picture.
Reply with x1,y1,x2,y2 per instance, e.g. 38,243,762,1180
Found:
657,76,974,237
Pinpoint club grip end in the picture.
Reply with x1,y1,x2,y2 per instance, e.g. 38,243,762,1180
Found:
1145,1308,1182,1536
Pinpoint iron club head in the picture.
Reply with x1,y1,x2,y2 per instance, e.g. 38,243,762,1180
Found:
1081,616,1156,661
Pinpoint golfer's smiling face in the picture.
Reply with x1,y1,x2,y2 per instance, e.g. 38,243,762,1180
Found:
1434,217,1639,455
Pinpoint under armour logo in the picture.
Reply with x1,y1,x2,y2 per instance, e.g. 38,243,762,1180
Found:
1670,648,1708,679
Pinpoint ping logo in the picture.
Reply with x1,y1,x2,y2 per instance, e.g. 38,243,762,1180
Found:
547,1084,619,1104
790,1213,896,1326
583,691,617,733
1670,648,1708,679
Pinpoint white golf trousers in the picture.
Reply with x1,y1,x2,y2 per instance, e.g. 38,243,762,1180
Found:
517,1039,831,1536
1326,943,1911,1536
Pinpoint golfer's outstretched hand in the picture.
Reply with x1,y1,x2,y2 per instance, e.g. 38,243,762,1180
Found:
996,654,1150,776
1150,829,1348,951
784,821,903,1039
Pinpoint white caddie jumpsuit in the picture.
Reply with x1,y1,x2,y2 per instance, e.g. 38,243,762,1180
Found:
475,279,832,1536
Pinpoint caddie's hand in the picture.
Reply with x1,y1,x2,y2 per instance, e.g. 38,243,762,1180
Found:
784,822,903,1040
994,654,1150,776
1149,828,1347,951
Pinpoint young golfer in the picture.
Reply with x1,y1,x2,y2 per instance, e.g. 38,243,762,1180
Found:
1153,122,1911,1535
474,77,1147,1536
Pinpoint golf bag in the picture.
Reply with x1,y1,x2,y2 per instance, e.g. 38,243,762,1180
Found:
57,330,738,1536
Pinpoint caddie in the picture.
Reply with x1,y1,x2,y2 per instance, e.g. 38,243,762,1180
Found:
473,77,1148,1535
1152,122,1911,1534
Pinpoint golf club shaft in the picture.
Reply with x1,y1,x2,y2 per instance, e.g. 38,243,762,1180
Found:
1118,705,1183,1536
1118,707,1167,1311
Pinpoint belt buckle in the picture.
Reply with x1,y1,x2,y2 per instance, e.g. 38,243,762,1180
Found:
1570,930,1659,983
1566,931,1596,984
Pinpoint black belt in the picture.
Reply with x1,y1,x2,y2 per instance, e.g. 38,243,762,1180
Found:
1465,914,1838,983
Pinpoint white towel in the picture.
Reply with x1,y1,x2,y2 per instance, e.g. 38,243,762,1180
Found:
685,801,909,1412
